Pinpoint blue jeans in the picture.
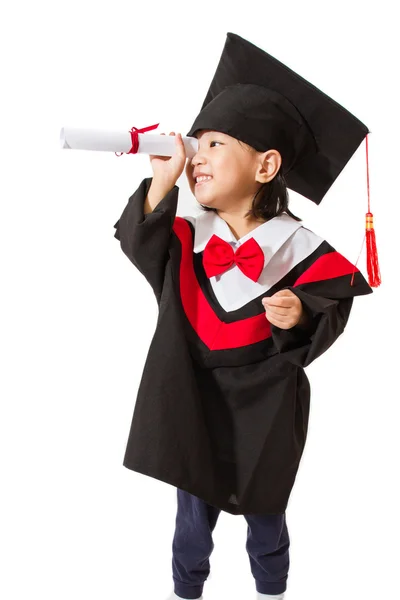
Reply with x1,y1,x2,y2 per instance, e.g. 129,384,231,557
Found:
172,489,290,599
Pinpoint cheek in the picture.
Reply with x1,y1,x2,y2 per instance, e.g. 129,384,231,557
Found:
223,165,250,191
215,158,245,186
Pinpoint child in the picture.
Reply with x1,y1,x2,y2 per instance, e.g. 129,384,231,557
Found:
113,33,373,600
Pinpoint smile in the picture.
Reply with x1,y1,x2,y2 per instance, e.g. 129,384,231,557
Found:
195,177,213,186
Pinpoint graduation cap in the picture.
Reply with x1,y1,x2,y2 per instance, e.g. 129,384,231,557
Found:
186,32,381,287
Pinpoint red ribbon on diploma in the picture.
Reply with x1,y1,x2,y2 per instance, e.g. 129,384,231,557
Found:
115,123,160,156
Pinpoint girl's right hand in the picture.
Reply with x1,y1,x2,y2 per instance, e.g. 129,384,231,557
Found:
149,131,187,191
185,154,196,196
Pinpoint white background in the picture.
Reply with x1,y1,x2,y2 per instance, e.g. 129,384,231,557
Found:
1,2,398,600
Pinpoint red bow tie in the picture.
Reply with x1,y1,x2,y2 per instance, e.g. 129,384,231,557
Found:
202,234,265,282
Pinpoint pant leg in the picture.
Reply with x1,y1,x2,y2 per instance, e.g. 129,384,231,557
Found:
244,511,290,596
172,488,221,600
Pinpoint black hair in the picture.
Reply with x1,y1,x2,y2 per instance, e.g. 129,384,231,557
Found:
198,139,302,222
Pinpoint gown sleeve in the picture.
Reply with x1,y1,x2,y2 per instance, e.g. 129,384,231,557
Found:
113,177,179,301
269,256,374,368
270,288,354,368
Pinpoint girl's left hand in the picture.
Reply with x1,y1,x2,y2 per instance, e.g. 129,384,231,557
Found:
262,289,306,329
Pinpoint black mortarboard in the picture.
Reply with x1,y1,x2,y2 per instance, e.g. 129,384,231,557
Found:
186,32,369,206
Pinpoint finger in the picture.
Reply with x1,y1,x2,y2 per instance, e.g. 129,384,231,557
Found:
186,159,195,180
264,289,296,308
269,290,295,302
264,305,290,317
262,297,293,308
174,133,187,159
273,290,295,297
264,311,288,327
264,306,296,328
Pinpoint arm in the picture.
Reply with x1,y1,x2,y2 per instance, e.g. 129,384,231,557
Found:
270,287,354,368
143,178,173,214
113,177,179,301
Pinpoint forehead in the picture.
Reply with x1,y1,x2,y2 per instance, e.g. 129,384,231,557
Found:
195,129,231,140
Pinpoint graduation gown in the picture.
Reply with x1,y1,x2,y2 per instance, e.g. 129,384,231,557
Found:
113,177,373,515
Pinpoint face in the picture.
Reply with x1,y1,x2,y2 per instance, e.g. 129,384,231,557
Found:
186,129,265,213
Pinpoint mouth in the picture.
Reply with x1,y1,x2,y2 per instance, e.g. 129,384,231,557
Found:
195,177,213,187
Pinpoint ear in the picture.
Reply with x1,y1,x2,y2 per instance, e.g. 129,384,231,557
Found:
255,149,282,184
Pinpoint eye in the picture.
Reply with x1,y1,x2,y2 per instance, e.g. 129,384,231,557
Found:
210,141,222,147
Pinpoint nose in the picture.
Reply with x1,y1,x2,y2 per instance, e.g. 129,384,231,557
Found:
191,150,205,166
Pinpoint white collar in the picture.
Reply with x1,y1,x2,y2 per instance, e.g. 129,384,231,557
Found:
193,211,303,268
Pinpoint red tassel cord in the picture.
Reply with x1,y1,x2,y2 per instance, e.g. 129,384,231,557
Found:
351,133,381,287
364,134,381,287
365,211,381,287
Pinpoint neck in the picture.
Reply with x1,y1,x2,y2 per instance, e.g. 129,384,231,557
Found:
216,210,267,241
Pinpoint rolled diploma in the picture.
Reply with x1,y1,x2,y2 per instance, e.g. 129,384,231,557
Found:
60,127,199,158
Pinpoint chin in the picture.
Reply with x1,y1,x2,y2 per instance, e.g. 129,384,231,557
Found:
194,189,214,203
195,198,217,210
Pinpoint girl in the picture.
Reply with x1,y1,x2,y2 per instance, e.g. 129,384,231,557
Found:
113,33,373,600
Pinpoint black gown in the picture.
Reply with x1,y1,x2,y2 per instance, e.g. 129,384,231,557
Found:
113,177,373,515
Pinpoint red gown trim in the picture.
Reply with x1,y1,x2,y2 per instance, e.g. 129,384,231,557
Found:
172,217,359,351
